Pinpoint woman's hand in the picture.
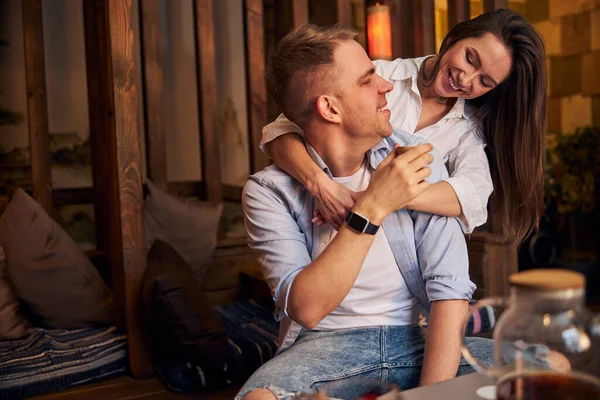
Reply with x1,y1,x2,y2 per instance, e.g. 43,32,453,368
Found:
312,191,366,229
309,176,360,230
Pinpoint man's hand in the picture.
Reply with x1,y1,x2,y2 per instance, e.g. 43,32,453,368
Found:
310,177,359,229
353,143,433,224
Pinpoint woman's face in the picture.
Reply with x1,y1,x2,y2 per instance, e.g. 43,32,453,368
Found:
433,33,512,100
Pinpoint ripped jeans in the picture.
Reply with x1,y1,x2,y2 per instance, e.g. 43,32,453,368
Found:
234,325,493,399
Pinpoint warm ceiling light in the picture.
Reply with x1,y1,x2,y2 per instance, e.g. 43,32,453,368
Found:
367,2,392,60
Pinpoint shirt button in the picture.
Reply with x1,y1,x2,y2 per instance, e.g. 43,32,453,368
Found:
319,243,325,249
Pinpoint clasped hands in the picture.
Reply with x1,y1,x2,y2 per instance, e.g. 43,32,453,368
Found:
311,143,434,229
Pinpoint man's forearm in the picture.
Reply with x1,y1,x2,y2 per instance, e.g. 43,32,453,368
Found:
420,300,469,386
406,182,461,217
266,133,325,193
288,224,375,328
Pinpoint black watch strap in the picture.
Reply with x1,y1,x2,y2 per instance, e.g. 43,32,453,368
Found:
345,211,379,235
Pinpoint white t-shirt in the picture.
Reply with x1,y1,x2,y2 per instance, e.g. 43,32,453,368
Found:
314,161,420,330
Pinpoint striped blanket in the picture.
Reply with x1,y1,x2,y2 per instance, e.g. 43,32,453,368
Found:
0,326,128,399
215,300,279,381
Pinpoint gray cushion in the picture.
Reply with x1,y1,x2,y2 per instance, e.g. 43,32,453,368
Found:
0,246,30,340
144,180,223,282
0,189,114,329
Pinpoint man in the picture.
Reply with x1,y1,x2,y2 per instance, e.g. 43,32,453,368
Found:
238,24,488,400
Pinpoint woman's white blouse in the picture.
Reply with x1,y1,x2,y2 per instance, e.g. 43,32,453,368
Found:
260,56,493,234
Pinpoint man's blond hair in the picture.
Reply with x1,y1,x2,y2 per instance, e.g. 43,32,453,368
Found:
265,24,357,129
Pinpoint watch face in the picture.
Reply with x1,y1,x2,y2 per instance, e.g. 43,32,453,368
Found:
347,212,368,233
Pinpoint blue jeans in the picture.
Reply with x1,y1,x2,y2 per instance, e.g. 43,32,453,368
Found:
235,325,493,399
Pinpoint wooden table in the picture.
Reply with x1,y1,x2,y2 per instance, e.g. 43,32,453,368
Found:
402,373,495,400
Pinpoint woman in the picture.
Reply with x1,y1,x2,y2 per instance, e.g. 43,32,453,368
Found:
260,9,546,245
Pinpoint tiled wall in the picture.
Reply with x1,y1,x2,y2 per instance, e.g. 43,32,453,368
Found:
434,1,527,52
527,0,600,138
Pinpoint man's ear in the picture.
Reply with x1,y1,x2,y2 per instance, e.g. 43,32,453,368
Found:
315,95,341,123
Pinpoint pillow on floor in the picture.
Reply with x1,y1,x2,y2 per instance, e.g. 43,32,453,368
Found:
142,240,228,387
0,246,31,340
0,189,114,329
144,180,222,282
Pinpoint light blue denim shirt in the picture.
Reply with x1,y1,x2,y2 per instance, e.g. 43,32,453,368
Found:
242,130,476,352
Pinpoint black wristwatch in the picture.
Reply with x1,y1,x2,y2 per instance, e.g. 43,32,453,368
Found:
345,211,379,235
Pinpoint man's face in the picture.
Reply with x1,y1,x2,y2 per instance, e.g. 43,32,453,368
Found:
332,40,394,144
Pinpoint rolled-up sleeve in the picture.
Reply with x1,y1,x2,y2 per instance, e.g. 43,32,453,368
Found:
412,211,476,301
443,128,493,234
242,177,311,321
260,114,304,154
410,145,476,302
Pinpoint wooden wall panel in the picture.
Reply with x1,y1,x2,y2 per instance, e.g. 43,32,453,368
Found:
139,0,167,187
21,0,52,213
194,0,223,201
389,0,415,59
244,0,270,173
83,0,152,379
414,0,435,57
483,0,508,12
336,0,352,27
292,0,309,28
447,0,470,28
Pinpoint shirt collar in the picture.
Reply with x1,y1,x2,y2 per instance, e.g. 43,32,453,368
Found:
389,56,472,121
448,98,472,120
305,143,332,178
305,138,393,178
389,56,429,82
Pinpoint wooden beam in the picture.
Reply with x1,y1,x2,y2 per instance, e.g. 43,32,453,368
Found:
336,0,352,27
292,0,309,28
21,0,52,213
53,188,95,206
447,0,470,28
54,182,242,206
413,0,435,57
194,0,223,201
83,0,152,379
139,0,167,187
244,0,270,173
222,184,243,202
483,0,508,13
167,181,205,198
389,0,415,59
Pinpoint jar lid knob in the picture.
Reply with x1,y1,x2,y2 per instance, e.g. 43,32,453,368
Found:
509,269,585,291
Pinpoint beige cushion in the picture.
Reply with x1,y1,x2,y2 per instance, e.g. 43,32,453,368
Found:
144,180,223,282
0,246,31,340
0,189,114,329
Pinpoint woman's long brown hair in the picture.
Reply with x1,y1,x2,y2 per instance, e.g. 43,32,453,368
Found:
422,9,547,246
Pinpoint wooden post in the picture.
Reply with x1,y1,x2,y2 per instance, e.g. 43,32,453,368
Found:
21,0,52,213
483,0,508,12
467,231,518,299
292,0,309,28
83,0,152,379
413,0,435,57
336,0,352,27
244,0,270,173
447,0,470,28
139,0,167,187
194,0,223,201
389,0,415,59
